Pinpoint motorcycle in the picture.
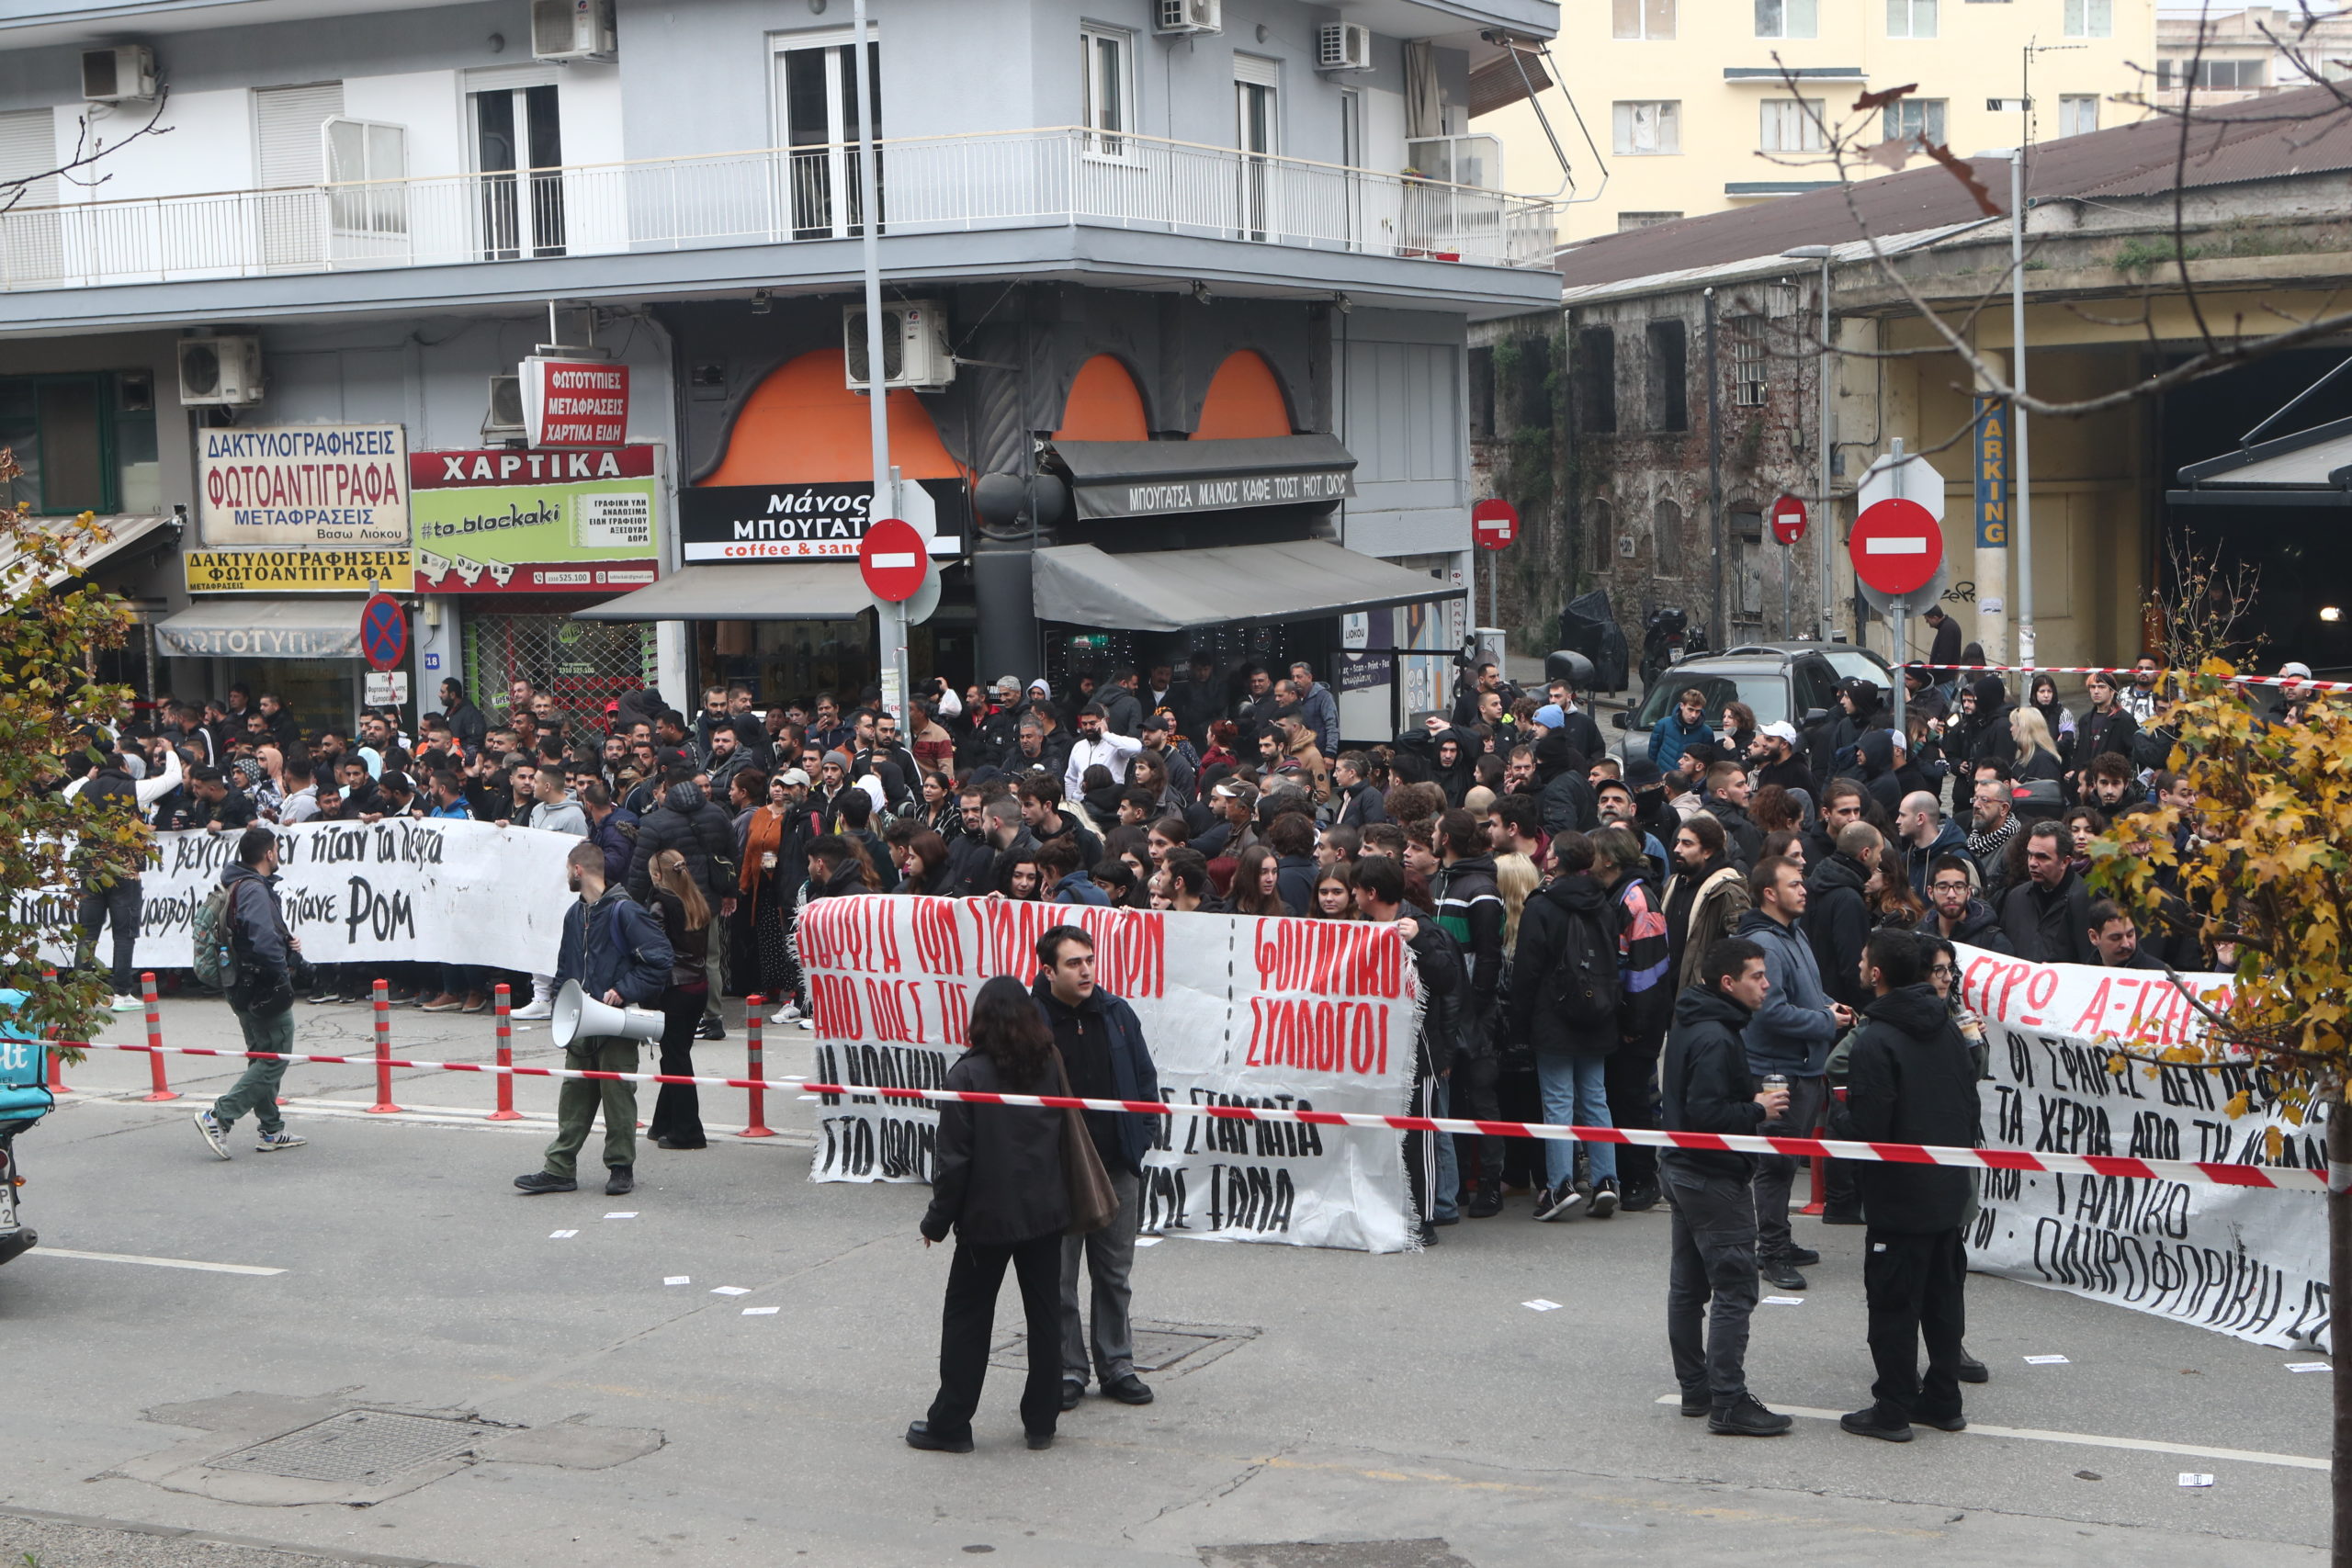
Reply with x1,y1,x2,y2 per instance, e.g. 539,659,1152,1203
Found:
1638,605,1706,692
0,991,51,1270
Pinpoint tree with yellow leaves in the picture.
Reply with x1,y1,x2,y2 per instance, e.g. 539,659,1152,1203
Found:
2087,660,2352,1558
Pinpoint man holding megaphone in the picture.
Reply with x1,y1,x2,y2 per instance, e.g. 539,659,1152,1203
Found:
516,842,673,1198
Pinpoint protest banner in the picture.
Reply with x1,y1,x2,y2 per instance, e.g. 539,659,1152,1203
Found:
1959,944,2332,1351
797,897,1420,1253
28,821,571,976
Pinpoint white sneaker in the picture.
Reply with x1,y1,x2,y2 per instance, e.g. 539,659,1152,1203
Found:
193,1111,231,1161
797,1018,816,1031
774,1000,804,1021
254,1130,307,1152
110,993,142,1012
512,998,553,1021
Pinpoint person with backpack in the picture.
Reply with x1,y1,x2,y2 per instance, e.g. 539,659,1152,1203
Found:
1508,830,1623,1222
191,827,311,1158
1430,807,1509,1217
1592,825,1672,1213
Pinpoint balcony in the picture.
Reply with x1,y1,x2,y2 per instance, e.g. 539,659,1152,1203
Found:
0,127,1558,294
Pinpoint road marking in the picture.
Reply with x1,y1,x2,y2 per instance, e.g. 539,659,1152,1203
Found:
1864,537,1928,554
34,1247,284,1277
1652,1396,2324,1471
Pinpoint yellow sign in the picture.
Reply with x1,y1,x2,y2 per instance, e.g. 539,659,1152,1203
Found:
185,548,414,594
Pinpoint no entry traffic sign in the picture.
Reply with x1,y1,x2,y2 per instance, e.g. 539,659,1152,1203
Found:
858,516,928,604
1849,498,1944,596
1471,498,1520,552
1770,494,1807,546
359,592,408,673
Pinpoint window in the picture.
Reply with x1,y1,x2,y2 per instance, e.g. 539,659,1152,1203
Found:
1645,319,1688,433
0,108,61,284
1653,497,1685,577
469,76,564,257
1732,512,1766,616
1756,0,1818,37
1728,315,1768,406
2058,94,2100,135
1585,498,1614,571
2159,58,2265,89
1235,55,1279,242
1575,326,1617,434
1612,0,1676,39
1611,101,1681,155
1618,210,1683,231
1883,97,1948,144
254,81,343,267
1759,99,1826,152
325,118,408,251
1468,345,1496,439
772,34,883,243
2064,0,2112,37
1886,0,1938,36
0,373,158,517
1080,25,1133,154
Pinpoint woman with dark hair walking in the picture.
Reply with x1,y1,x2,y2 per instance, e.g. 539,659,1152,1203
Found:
909,975,1072,1453
643,849,710,1151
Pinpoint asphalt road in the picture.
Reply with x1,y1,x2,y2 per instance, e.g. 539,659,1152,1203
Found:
0,995,2333,1568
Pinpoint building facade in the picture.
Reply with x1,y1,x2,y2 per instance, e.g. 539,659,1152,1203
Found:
0,0,1560,741
2152,3,2352,108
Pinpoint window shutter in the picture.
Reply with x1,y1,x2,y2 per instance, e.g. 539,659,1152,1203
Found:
255,82,345,187
0,108,58,206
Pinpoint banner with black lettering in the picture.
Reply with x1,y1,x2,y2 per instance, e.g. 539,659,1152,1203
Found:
1960,944,2331,1351
27,822,573,975
797,897,1420,1253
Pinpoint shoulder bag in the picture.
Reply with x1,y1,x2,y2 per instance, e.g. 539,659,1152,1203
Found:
1053,1054,1120,1236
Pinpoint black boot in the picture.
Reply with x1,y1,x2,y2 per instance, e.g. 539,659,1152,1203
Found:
605,1165,635,1196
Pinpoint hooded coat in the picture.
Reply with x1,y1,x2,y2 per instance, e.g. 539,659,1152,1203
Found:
1903,817,1973,899
1507,872,1619,1055
1831,982,1981,1232
1966,676,2018,771
1658,983,1767,1179
1804,851,1874,1010
1429,728,1480,807
1734,908,1838,1076
1821,678,1883,778
628,780,739,908
1533,728,1599,836
1934,897,2014,953
1700,795,1764,868
1855,728,1905,817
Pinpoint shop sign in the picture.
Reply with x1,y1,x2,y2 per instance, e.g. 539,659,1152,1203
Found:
677,479,967,564
522,358,629,448
364,671,412,705
1069,466,1355,522
185,548,413,594
409,445,663,595
198,423,410,548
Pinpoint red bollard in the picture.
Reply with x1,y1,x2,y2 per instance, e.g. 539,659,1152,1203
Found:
738,994,775,1138
367,978,402,1114
488,983,523,1121
40,966,68,1095
139,971,178,1102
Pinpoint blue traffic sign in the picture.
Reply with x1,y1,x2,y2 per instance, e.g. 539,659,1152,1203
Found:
360,593,408,673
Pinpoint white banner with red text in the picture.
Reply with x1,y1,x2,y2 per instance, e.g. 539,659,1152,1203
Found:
796,897,1420,1253
28,821,573,976
1959,944,2331,1350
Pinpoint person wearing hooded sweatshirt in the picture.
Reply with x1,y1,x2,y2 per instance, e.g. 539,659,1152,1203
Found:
1432,807,1511,1213
1506,829,1624,1219
1895,792,1973,900
628,766,741,1038
1852,729,1904,818
1533,728,1600,837
1648,687,1714,773
1830,930,1982,1442
1804,821,1879,1013
1424,726,1479,808
1736,857,1851,1289
1819,678,1883,780
1964,676,2018,773
191,827,313,1159
1659,934,1795,1437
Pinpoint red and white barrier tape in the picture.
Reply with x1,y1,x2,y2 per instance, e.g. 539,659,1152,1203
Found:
1900,661,2343,694
60,1040,2324,1193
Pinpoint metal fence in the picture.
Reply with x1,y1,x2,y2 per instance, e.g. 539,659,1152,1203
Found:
462,610,653,750
0,127,1556,291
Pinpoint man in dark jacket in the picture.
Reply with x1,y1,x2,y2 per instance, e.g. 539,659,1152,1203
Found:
192,828,311,1158
1998,822,2097,964
517,842,673,1198
1921,604,1963,682
1804,822,1879,1011
1507,832,1623,1221
439,678,488,755
1818,678,1882,779
1033,924,1161,1412
1594,825,1672,1210
1853,729,1904,817
1659,936,1794,1437
1533,728,1599,837
1832,930,1982,1441
1895,791,1972,900
1926,856,2013,953
1355,854,1463,1245
1433,809,1510,1214
71,740,179,1010
1736,858,1851,1288
1965,676,2018,773
1700,762,1765,869
1330,751,1388,829
627,769,739,1037
1266,811,1319,917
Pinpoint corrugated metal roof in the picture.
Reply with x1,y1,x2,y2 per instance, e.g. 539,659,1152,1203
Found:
1555,83,2352,292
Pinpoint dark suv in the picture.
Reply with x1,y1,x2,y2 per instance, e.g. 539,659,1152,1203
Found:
1611,642,1893,765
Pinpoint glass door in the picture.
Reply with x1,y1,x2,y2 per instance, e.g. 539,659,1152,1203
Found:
774,37,881,241
1234,66,1277,243
472,83,564,259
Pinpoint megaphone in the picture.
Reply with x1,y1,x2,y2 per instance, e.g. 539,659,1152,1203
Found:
551,980,667,1050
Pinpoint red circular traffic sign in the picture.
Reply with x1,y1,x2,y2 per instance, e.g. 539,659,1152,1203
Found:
858,517,929,604
1471,498,1520,552
1770,494,1807,546
1849,498,1944,595
359,592,408,673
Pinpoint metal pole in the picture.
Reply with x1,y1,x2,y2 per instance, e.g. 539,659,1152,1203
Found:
1705,288,1724,651
2010,148,2036,690
1816,254,1833,641
851,0,908,721
1891,604,1907,735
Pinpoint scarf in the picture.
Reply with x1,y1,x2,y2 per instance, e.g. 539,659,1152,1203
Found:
1968,815,2019,864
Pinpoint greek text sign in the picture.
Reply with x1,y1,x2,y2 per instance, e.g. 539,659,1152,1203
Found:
183,548,414,596
410,446,662,594
678,479,967,563
198,424,410,548
521,358,630,448
1071,468,1357,522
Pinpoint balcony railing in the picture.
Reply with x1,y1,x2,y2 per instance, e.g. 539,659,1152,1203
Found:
0,127,1557,292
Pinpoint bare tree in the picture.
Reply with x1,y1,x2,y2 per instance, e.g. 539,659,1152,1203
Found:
1,88,173,215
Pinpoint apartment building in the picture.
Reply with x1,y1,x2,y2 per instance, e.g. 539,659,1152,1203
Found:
2153,3,2352,107
1476,0,2154,241
0,0,1560,739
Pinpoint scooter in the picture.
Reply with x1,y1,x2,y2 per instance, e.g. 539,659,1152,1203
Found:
0,990,51,1269
0,1124,33,1268
1639,605,1706,691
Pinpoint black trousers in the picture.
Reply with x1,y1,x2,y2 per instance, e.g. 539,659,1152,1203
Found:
1401,1065,1439,1232
646,987,707,1148
1864,1226,1968,1421
76,879,141,997
926,1230,1064,1442
1604,1035,1661,1190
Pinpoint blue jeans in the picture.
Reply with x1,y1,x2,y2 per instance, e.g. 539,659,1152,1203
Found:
1431,1077,1460,1222
1535,1048,1616,1190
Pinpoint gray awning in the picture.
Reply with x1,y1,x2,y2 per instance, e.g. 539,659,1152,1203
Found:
571,562,868,622
1052,434,1357,522
0,513,175,592
154,596,368,660
2170,416,2352,506
1031,539,1463,633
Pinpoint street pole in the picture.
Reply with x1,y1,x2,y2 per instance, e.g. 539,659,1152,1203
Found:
1886,436,1908,737
1817,253,1832,642
851,0,908,722
2009,145,2036,694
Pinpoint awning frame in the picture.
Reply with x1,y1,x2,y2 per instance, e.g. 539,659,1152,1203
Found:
1030,538,1464,635
1049,433,1358,523
571,561,871,622
2170,413,2352,507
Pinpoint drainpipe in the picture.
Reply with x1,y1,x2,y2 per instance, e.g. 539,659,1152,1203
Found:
1704,288,1724,651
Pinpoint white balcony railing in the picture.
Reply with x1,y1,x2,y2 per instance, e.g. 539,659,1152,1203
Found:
0,126,1558,292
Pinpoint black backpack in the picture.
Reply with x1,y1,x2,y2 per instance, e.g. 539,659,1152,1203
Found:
1546,896,1623,1030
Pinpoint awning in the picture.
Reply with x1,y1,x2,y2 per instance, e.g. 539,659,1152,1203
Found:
2170,416,2352,506
154,596,369,660
571,562,867,622
1468,47,1555,118
1051,434,1357,522
0,513,175,592
1031,539,1463,633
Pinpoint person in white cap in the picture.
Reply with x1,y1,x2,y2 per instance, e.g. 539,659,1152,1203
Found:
1749,721,1812,795
2270,660,2319,728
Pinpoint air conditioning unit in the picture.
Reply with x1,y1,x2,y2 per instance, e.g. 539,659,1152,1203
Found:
177,336,264,407
843,300,955,393
531,0,616,62
1317,23,1373,72
1155,0,1222,38
482,375,527,444
82,45,158,103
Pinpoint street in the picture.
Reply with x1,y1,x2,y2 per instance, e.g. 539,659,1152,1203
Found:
0,997,2331,1568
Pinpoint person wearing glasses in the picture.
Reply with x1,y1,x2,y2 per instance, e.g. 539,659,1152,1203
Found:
1923,856,2010,955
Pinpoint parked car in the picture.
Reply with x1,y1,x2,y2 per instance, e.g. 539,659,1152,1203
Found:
1611,644,1885,765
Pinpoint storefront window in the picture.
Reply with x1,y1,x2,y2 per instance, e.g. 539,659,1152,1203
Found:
0,371,160,515
218,660,357,740
707,615,875,710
